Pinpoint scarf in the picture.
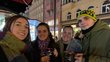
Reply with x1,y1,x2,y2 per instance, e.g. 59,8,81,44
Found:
0,32,26,61
38,39,50,56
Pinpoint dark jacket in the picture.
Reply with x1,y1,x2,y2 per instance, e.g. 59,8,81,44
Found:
82,20,110,62
32,37,60,62
0,46,8,62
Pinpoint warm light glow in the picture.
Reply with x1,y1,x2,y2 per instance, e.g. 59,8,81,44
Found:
109,25,110,27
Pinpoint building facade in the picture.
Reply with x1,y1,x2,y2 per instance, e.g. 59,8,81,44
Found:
44,0,62,37
25,0,43,22
61,0,110,32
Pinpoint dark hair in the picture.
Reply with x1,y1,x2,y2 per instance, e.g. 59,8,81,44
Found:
36,22,56,48
3,15,30,42
36,22,53,39
63,25,74,34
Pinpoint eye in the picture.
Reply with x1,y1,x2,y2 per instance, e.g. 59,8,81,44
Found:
38,30,41,33
78,19,82,23
43,30,47,33
15,23,21,26
84,17,89,20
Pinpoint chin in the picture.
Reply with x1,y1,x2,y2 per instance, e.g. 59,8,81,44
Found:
82,27,89,30
19,38,24,41
40,39,46,41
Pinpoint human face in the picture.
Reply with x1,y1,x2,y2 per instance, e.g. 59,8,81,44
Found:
78,16,95,30
62,28,73,42
37,25,49,41
10,18,29,40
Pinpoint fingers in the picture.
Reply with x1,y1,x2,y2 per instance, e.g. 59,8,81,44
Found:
53,48,58,57
41,56,50,62
74,53,83,62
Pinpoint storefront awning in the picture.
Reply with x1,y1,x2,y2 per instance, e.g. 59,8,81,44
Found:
0,0,33,14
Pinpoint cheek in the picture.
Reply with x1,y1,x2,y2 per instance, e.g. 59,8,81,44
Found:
11,27,18,33
25,30,28,36
45,33,49,38
78,23,83,27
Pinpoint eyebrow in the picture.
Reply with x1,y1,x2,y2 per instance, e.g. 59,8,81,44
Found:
15,21,28,26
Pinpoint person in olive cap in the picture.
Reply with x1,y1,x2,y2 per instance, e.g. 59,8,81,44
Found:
77,9,110,62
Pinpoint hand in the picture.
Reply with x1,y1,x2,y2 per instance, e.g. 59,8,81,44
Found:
41,56,50,62
74,53,83,62
53,48,58,57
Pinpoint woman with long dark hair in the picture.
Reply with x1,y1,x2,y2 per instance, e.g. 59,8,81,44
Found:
32,22,59,62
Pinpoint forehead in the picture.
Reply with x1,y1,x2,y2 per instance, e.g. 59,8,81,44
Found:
37,25,48,30
63,27,73,32
14,18,28,24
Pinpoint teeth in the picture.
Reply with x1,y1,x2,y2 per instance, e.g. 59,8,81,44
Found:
19,33,25,36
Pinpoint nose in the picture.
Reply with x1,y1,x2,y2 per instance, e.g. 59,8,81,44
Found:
20,25,27,31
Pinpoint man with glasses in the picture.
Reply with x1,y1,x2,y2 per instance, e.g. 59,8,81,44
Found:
77,9,110,62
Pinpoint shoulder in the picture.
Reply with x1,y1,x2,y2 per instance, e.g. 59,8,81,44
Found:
71,39,80,43
0,46,8,62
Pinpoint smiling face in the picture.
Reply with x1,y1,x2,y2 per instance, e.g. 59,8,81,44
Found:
37,25,49,41
62,27,73,42
10,18,29,40
78,16,95,30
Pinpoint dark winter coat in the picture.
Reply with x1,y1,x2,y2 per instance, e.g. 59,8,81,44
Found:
82,20,110,62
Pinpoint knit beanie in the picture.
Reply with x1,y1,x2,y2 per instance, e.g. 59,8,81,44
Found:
78,9,97,21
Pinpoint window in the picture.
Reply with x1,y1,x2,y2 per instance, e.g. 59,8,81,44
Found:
63,0,74,5
67,12,71,20
76,9,81,17
47,9,53,16
102,5,106,13
102,3,110,13
107,4,110,12
67,0,73,3
88,6,94,9
63,0,67,5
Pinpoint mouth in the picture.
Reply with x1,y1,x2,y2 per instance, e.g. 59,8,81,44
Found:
19,32,26,36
